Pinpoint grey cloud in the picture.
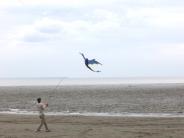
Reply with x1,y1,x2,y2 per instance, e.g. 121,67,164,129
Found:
22,34,48,43
8,0,183,45
38,25,61,34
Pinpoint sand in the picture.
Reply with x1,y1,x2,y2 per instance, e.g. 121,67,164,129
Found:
0,114,184,138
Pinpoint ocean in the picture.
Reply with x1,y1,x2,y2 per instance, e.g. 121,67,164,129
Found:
0,77,184,117
0,77,184,86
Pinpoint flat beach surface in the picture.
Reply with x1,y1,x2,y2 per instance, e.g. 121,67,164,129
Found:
1,114,184,138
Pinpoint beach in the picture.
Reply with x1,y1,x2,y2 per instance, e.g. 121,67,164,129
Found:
1,114,184,138
1,79,184,137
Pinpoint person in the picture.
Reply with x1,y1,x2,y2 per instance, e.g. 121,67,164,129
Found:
36,97,50,132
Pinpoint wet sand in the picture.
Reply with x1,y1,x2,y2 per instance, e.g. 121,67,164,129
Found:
1,114,184,138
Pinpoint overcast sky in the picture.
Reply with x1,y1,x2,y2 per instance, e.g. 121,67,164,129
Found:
0,0,184,78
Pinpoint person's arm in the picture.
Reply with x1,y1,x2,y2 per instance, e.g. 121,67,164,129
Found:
41,103,48,109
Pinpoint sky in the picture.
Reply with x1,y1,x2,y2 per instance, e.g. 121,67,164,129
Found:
0,0,184,78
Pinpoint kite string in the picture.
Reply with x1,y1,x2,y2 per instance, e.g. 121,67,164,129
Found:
43,79,64,106
52,78,63,93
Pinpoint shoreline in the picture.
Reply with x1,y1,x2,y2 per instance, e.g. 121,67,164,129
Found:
1,111,184,118
1,114,184,138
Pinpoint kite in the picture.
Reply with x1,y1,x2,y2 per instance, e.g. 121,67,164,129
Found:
79,52,102,72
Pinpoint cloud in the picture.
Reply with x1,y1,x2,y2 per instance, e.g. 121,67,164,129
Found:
1,0,184,77
3,0,184,48
158,44,184,60
14,8,123,43
126,7,184,29
9,4,184,49
13,18,62,43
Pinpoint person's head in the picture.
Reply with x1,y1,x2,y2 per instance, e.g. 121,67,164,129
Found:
37,97,41,103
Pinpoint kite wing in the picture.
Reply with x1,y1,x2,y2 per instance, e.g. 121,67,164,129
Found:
86,65,101,72
85,64,96,72
79,52,85,60
88,59,102,65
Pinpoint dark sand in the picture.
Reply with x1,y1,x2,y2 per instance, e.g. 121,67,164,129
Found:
1,114,184,138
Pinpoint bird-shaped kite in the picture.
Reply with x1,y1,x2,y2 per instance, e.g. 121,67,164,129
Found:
79,52,102,72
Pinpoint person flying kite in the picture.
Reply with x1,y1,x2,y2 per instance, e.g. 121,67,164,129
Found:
79,52,102,72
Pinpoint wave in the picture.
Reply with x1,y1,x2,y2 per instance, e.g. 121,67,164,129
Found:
1,108,184,117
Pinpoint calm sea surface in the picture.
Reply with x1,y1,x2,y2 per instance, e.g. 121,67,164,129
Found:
0,77,184,86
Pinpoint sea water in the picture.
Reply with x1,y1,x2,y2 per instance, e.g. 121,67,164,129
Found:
0,77,184,86
0,77,184,117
